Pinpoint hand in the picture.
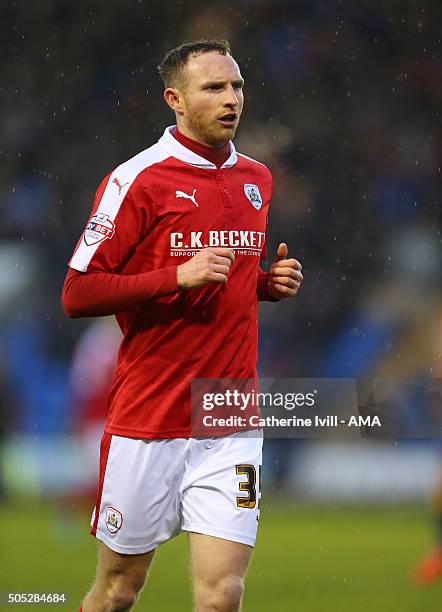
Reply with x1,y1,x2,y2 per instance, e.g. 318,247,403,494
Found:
177,248,235,290
267,243,303,299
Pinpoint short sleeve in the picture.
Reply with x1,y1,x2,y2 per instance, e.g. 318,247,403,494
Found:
69,174,154,273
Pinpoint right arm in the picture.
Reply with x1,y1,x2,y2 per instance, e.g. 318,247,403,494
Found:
63,170,234,319
61,266,178,318
62,248,234,318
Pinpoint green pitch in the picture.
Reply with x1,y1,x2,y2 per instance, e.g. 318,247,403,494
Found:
1,500,441,611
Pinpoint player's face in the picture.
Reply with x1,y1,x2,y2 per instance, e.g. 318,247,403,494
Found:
180,52,244,147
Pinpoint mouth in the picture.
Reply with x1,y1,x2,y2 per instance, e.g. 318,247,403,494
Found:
218,113,237,128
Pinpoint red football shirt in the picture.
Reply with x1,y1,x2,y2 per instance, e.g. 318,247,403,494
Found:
68,126,273,438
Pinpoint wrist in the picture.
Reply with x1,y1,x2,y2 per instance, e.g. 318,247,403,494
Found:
176,265,189,291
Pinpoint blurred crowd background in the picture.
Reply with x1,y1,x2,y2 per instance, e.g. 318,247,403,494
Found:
1,0,441,544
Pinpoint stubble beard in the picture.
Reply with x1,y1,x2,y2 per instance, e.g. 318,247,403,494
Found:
184,111,237,148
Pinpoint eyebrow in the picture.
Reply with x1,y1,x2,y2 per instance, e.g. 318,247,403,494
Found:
203,78,244,87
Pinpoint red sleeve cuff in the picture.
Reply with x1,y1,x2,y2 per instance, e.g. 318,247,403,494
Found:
140,265,178,297
257,270,279,302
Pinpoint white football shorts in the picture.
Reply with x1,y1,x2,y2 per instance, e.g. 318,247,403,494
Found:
90,430,263,554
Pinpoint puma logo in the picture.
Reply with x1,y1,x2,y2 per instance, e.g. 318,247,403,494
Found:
112,178,129,195
176,188,198,208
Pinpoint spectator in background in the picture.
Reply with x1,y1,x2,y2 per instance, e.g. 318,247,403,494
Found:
64,318,121,510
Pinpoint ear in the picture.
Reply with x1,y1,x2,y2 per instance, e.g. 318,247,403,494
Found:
163,88,185,116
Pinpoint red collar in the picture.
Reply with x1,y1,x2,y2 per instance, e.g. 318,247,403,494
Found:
172,127,230,168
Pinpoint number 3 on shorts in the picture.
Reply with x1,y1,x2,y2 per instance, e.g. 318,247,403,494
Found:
236,464,262,509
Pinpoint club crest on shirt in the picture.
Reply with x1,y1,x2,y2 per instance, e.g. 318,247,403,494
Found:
84,213,115,246
105,506,123,533
243,184,262,210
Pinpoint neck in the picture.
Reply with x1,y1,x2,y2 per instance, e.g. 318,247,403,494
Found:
172,127,230,168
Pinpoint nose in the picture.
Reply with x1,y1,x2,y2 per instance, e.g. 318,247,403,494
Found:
224,84,239,108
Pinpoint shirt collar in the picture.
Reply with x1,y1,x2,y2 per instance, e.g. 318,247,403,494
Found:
158,125,237,169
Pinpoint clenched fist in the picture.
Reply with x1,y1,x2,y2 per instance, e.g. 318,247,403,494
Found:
267,243,303,299
177,248,235,290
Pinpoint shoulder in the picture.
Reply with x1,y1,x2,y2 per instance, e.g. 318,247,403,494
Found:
108,142,170,188
93,142,171,207
236,151,272,181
